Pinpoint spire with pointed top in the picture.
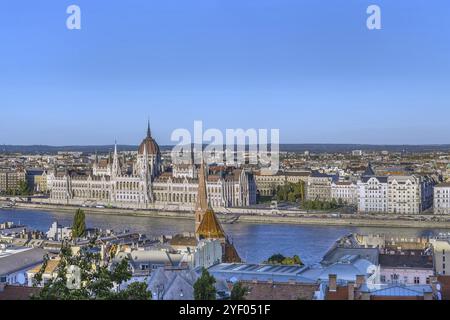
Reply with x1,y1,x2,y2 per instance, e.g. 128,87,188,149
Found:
195,158,209,213
112,140,120,177
147,119,151,138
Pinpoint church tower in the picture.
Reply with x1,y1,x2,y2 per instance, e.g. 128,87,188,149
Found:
194,158,241,262
112,141,121,178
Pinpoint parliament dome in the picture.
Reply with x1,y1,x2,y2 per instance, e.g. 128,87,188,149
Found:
138,122,160,155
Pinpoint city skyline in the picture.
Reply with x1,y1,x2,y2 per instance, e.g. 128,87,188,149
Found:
1,0,450,145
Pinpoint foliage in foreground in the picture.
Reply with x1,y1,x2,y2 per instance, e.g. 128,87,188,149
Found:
32,241,151,300
230,282,248,300
194,268,217,300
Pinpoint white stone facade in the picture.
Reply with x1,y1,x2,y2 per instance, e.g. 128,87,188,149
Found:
434,183,450,215
331,181,358,205
47,126,256,209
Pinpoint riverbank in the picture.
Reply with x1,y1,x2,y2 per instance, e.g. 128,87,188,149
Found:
6,202,450,229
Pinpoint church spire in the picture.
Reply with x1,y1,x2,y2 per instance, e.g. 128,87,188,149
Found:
112,140,120,177
196,158,209,213
147,119,151,138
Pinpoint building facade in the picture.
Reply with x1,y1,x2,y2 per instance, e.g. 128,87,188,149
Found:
47,124,256,209
254,171,309,197
306,172,336,201
331,181,358,206
387,175,434,215
0,169,26,194
434,183,450,215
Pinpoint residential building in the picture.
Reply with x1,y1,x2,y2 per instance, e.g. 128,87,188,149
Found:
357,176,388,213
387,175,434,214
306,171,336,201
430,238,450,275
254,171,309,197
0,169,26,194
378,253,434,285
331,181,358,205
434,183,450,215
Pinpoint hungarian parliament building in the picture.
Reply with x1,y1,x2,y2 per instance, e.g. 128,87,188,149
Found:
47,124,257,210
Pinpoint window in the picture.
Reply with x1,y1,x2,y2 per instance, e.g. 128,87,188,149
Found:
414,277,420,284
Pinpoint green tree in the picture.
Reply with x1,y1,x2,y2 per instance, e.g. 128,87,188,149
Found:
194,268,217,300
18,180,31,195
265,253,304,266
32,241,151,300
72,209,86,238
230,282,248,300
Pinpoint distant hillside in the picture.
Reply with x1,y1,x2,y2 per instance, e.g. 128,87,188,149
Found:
2,144,450,154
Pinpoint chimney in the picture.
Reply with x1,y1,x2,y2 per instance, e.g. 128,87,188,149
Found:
356,275,365,288
424,292,433,301
347,282,355,300
329,274,337,292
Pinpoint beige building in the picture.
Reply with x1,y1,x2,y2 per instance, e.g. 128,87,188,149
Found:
0,169,26,194
430,239,450,276
254,171,309,197
306,172,336,201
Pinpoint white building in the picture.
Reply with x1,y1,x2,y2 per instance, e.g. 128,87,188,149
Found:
331,181,358,205
357,176,388,213
193,239,223,269
430,238,450,275
434,183,450,215
387,175,434,215
378,254,434,285
47,123,256,209
46,221,72,241
357,165,434,214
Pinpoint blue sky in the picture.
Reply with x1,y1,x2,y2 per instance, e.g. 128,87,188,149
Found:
0,0,449,145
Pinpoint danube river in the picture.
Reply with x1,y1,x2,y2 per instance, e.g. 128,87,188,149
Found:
2,209,450,265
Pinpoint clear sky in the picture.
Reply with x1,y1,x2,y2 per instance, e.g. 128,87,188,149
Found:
0,0,449,145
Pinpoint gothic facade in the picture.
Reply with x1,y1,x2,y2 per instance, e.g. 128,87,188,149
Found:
47,124,257,209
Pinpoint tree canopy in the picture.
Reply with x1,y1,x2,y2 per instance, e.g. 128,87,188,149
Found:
32,241,151,300
72,209,86,238
193,268,217,301
276,182,305,203
230,282,248,300
265,253,304,266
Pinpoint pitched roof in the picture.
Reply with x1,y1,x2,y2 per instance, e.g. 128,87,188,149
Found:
196,208,226,240
0,285,41,300
0,248,47,276
379,254,434,269
243,281,319,300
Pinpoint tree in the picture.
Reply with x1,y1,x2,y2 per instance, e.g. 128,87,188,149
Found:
72,209,86,238
265,253,304,266
32,241,151,300
194,268,216,300
230,282,248,300
18,180,31,195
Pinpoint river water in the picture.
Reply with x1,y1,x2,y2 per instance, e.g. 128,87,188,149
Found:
1,209,449,265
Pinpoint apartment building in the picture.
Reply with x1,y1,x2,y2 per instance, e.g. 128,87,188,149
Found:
387,176,434,215
0,169,26,194
306,171,337,201
331,181,358,205
434,183,450,215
